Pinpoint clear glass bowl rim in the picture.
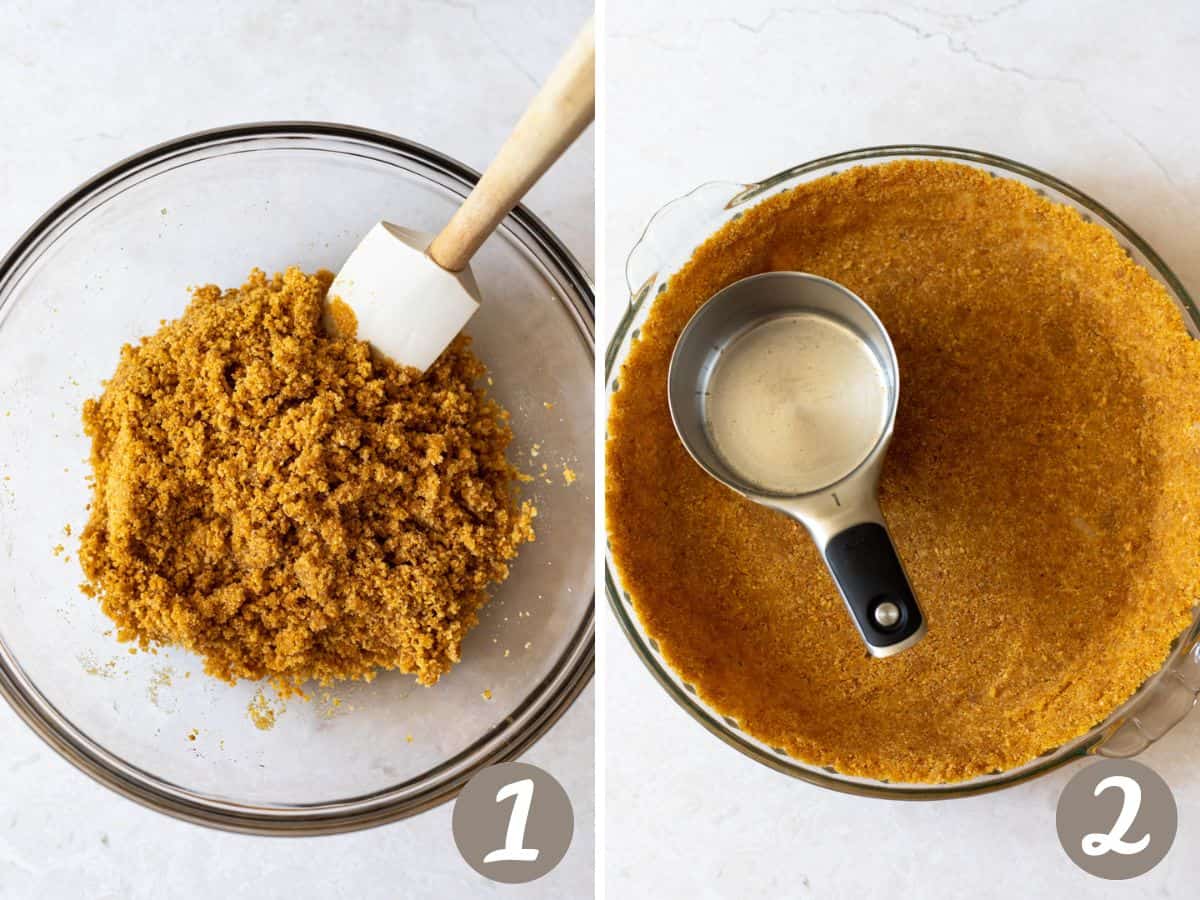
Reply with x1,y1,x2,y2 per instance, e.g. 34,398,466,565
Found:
605,143,1200,800
0,121,595,835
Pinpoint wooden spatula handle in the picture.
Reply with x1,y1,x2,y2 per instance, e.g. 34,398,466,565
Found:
427,18,595,273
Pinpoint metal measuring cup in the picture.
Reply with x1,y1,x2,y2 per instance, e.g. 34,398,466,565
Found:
668,272,926,657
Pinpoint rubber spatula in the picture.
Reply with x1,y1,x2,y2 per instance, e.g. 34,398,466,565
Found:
324,19,595,372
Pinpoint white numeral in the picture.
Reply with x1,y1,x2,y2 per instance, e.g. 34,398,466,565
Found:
1082,774,1151,857
483,778,540,864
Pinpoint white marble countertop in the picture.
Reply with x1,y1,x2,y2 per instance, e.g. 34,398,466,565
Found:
602,1,1200,897
0,1,593,897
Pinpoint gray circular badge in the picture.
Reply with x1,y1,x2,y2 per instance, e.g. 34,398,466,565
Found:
1056,759,1177,880
452,762,574,884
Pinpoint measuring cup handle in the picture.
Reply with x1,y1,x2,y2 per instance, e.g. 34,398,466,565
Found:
822,521,925,657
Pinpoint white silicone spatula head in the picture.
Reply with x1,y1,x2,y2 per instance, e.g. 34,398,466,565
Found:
326,224,481,372
325,18,595,372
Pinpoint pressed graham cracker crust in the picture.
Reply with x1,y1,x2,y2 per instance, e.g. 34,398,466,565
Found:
606,160,1200,783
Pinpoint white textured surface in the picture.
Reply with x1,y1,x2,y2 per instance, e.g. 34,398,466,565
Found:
0,1,593,898
603,1,1200,897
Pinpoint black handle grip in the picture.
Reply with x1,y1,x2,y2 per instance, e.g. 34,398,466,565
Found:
824,522,923,652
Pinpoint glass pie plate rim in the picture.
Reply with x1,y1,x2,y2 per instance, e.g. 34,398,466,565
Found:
0,121,595,834
605,143,1200,800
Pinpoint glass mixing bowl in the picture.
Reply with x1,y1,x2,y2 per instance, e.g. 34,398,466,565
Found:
0,123,594,833
605,145,1200,799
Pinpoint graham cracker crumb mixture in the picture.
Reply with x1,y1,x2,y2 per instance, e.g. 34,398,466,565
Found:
606,160,1200,783
80,268,534,697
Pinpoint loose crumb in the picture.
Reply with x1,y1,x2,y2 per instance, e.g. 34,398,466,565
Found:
78,652,118,678
147,666,174,707
317,691,347,719
248,689,284,730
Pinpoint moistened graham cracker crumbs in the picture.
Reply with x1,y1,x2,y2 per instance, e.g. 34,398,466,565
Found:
607,160,1200,784
79,268,535,697
325,296,358,340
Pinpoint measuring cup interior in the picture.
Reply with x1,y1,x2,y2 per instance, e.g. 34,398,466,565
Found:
668,272,898,498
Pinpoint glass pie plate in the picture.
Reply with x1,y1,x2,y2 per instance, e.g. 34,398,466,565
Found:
605,144,1200,799
0,123,594,833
